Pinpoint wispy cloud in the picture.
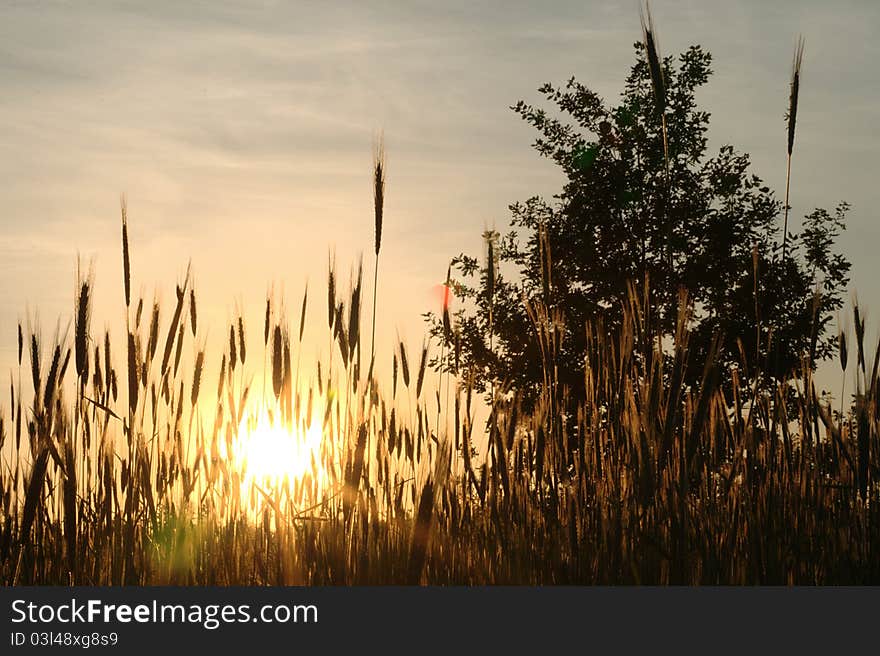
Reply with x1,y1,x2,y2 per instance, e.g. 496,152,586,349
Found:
0,0,877,377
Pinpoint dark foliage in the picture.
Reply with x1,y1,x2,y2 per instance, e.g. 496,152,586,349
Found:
431,43,850,410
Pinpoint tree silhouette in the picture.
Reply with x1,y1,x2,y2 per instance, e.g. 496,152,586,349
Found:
430,43,850,411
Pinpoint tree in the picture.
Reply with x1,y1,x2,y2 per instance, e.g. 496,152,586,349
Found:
430,43,850,411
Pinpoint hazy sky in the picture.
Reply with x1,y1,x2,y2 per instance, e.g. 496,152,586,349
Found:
1,0,878,392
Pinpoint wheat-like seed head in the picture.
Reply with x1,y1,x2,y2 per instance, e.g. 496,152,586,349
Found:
299,282,309,343
787,36,805,156
189,288,198,337
373,133,386,257
191,349,204,407
640,2,666,114
229,324,237,370
74,259,94,383
347,261,363,356
160,281,186,377
146,301,160,364
272,324,283,399
126,331,138,417
120,195,130,309
327,251,336,332
485,231,496,306
442,265,452,341
263,291,272,347
399,336,410,389
238,315,247,365
416,339,428,399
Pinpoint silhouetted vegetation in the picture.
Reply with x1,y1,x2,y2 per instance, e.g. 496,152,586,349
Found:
433,43,850,412
1,17,876,586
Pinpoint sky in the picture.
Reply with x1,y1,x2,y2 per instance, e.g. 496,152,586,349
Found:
1,0,878,397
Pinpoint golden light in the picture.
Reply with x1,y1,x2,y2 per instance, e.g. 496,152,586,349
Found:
234,408,324,490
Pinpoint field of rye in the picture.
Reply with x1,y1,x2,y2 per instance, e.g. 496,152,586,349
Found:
0,184,877,585
1,25,879,587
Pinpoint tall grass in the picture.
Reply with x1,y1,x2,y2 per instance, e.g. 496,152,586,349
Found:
782,36,805,262
369,134,385,377
0,29,878,586
1,207,877,584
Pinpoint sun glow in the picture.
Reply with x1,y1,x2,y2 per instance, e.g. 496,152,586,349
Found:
235,409,324,489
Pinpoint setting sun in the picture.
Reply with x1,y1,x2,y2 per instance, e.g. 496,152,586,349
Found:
235,410,324,489
2,0,878,601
